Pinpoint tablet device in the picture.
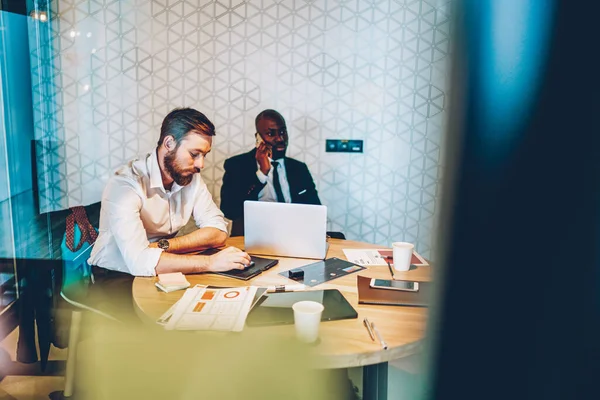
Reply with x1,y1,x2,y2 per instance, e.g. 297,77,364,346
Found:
246,289,357,327
199,248,279,280
214,256,278,280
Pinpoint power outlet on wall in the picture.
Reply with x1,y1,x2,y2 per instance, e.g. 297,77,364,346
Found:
326,139,363,153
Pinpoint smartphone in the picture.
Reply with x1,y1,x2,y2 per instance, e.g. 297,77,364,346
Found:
255,133,272,159
255,133,264,148
369,278,419,292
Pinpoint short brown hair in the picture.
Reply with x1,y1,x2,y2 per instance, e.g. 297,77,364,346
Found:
157,108,215,146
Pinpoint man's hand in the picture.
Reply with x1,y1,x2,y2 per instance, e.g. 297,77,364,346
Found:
255,141,272,175
208,246,252,272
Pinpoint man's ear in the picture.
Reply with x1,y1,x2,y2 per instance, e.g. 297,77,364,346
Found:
164,136,175,150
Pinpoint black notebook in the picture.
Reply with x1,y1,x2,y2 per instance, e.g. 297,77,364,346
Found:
199,248,279,280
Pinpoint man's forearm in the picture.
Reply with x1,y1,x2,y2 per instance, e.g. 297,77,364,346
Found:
165,227,227,254
154,252,210,275
154,243,251,275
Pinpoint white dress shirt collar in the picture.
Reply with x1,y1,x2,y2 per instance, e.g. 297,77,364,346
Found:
148,149,164,190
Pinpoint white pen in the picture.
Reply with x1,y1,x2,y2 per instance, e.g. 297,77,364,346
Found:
370,322,388,350
266,284,306,293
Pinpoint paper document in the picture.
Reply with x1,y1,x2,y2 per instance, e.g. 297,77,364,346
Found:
343,249,429,267
157,301,179,326
165,285,257,332
157,284,206,325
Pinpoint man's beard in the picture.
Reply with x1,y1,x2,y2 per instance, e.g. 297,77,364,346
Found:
164,148,196,186
271,144,287,160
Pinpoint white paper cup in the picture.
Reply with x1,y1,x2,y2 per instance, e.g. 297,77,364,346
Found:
392,242,414,271
292,301,324,343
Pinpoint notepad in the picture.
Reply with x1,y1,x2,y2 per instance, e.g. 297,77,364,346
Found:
155,272,191,293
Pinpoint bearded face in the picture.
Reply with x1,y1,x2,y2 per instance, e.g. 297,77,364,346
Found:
163,144,198,186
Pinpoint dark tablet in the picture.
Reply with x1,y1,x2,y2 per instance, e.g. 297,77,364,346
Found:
213,256,278,280
199,248,278,280
246,289,358,327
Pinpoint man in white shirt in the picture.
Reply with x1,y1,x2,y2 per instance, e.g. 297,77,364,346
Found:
90,107,251,277
87,108,251,321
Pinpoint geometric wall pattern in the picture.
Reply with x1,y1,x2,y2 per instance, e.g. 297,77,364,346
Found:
29,0,452,258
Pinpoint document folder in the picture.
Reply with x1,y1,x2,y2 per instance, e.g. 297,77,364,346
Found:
357,275,430,307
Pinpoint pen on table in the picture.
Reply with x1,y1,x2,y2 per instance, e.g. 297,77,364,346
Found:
266,284,306,293
386,260,395,278
370,321,388,350
363,318,375,341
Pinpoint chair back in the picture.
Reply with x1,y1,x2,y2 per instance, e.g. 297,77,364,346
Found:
60,206,97,304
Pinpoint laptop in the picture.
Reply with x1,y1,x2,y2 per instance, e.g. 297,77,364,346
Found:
244,201,328,259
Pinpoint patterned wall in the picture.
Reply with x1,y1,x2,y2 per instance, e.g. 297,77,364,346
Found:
31,0,452,257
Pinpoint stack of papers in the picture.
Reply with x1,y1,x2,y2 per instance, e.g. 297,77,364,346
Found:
160,285,258,331
155,272,191,293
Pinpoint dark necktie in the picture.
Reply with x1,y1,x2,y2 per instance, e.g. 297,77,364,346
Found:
271,161,285,203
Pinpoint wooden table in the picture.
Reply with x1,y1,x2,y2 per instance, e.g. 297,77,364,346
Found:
132,237,431,399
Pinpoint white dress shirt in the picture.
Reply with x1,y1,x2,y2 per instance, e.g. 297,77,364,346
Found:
256,158,292,203
88,150,227,276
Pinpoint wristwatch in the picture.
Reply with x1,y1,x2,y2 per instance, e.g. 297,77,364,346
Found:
157,239,170,251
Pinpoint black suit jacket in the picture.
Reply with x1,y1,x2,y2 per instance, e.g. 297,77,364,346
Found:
220,148,321,236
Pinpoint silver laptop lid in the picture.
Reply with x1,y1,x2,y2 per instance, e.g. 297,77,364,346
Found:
244,201,328,259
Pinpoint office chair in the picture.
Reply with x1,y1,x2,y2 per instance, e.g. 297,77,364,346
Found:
55,206,119,398
59,242,118,398
326,231,346,240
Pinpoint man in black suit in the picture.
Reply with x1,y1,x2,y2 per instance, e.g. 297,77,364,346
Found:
220,109,321,236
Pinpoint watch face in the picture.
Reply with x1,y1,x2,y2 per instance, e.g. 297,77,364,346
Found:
158,239,169,250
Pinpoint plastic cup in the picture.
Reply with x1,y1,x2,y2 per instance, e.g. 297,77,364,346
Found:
292,301,324,343
392,242,414,271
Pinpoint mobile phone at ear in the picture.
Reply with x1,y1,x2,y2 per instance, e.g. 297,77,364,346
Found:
255,133,264,148
369,279,419,292
255,133,272,159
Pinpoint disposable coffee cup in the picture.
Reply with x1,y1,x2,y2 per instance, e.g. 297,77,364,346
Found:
292,301,324,343
392,242,414,271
